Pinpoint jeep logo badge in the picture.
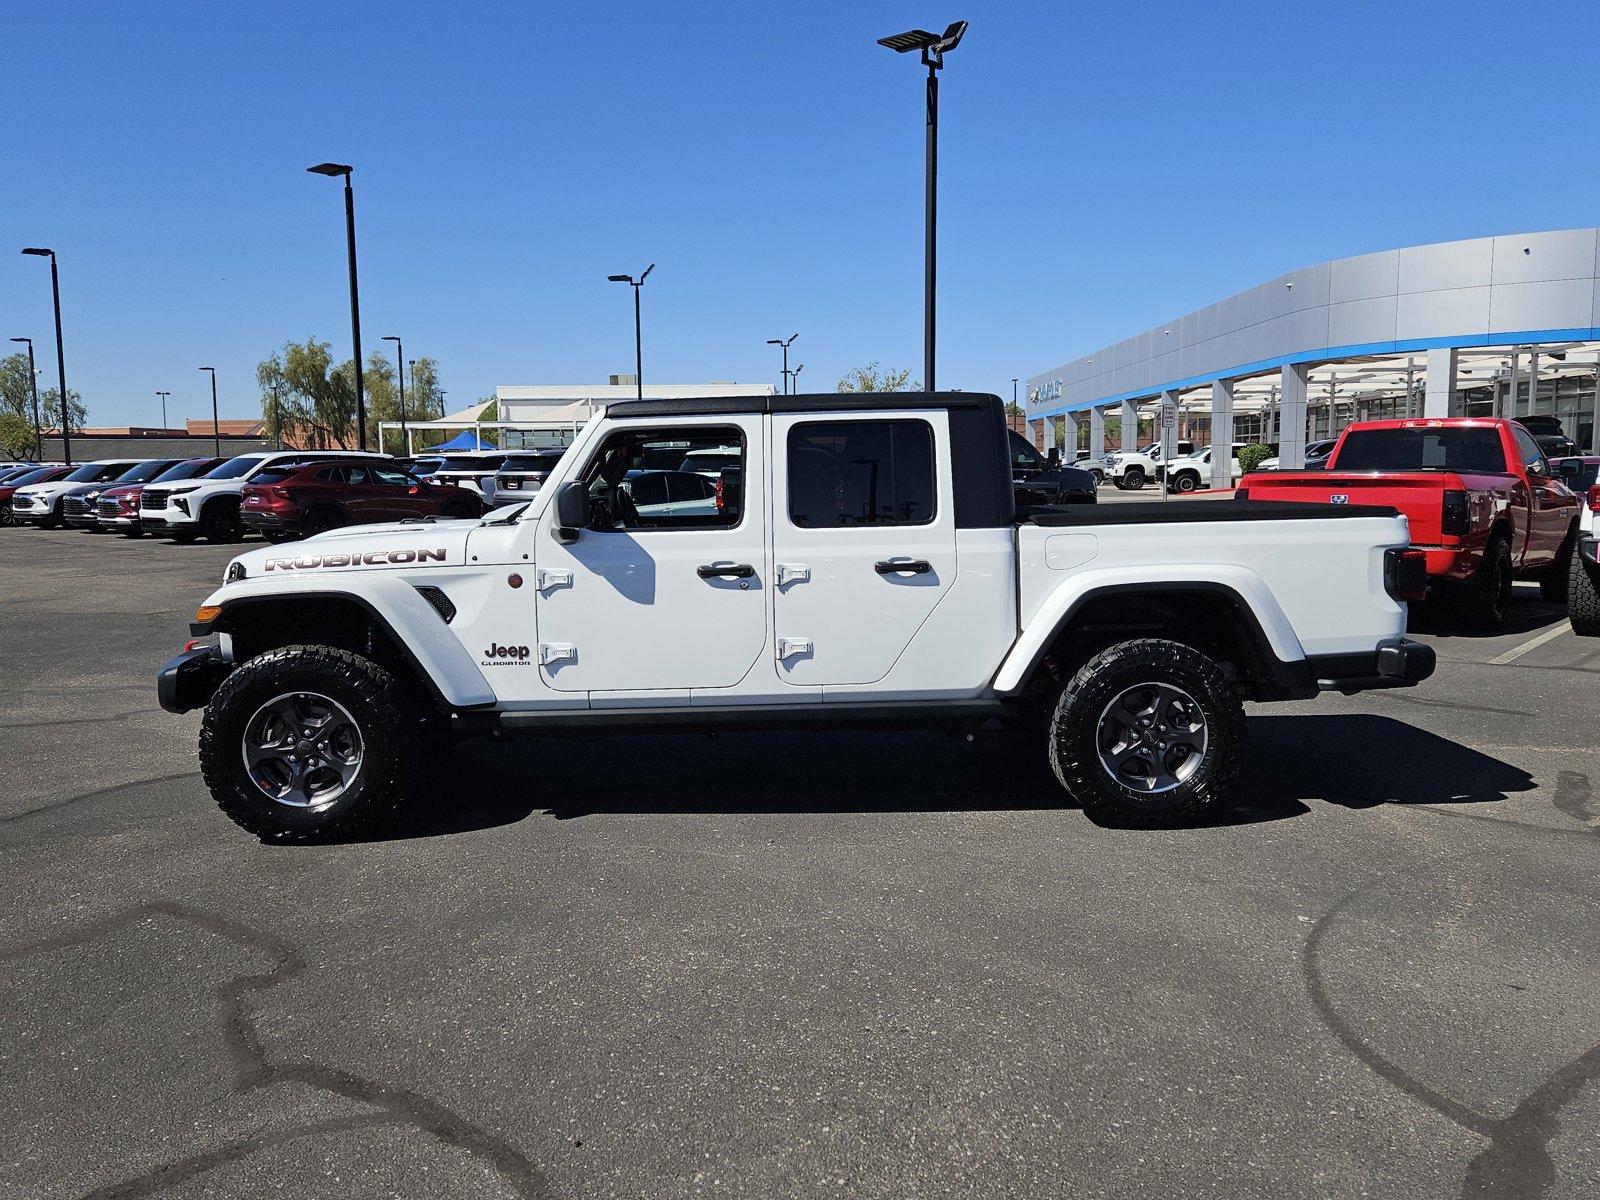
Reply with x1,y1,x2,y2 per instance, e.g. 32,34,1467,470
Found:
483,643,531,663
1329,494,1349,504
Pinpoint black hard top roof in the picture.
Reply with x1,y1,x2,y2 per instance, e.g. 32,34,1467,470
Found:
606,391,1003,419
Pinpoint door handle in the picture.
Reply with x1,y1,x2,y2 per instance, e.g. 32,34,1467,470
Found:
875,559,932,575
697,562,755,579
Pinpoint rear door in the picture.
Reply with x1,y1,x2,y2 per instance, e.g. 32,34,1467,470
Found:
1511,424,1574,568
770,410,955,686
369,464,429,521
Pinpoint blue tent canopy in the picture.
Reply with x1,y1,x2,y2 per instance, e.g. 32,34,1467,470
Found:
432,430,498,451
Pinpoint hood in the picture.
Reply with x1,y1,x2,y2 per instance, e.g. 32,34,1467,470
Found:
223,518,481,580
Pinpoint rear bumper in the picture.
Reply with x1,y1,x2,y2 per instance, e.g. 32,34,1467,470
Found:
1581,535,1598,568
157,644,231,714
1308,638,1437,694
241,510,298,533
1415,546,1475,580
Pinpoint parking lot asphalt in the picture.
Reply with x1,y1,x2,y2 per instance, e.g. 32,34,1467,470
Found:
2,525,1597,1200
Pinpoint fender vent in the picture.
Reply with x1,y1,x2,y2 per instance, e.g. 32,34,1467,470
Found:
415,585,456,624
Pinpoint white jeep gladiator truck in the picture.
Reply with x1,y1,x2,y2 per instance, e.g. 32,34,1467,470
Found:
158,393,1434,839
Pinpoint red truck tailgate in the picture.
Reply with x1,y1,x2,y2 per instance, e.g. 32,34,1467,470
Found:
1240,472,1457,543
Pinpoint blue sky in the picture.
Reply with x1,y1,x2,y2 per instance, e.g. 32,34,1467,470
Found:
4,0,1597,426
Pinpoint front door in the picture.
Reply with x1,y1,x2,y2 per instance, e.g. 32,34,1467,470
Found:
532,417,767,693
770,410,956,686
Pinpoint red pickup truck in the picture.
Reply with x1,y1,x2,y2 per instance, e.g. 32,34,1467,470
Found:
1238,418,1581,628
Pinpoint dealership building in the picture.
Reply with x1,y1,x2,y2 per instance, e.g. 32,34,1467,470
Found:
1025,227,1600,487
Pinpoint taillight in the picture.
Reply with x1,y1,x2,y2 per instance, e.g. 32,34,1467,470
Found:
270,486,291,500
1440,489,1470,536
1385,547,1429,602
1588,484,1600,514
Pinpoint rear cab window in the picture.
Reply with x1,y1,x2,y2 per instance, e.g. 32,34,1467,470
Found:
1334,427,1508,474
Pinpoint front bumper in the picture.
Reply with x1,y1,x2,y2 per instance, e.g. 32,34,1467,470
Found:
99,515,140,529
156,644,231,714
1310,638,1437,694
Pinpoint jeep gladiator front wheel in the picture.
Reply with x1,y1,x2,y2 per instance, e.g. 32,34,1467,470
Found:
199,645,419,841
1048,638,1245,827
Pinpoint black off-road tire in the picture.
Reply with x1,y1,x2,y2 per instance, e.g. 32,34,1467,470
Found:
1048,638,1246,827
1173,471,1200,493
1569,542,1600,636
1459,534,1512,630
199,645,420,842
1540,526,1577,604
1123,467,1146,490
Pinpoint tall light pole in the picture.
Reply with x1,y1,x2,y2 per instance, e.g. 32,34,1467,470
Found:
607,264,654,399
20,248,71,462
766,333,798,394
382,335,406,455
307,163,366,450
156,390,171,429
198,367,220,456
877,20,967,393
1012,378,1018,408
791,363,805,392
9,337,43,460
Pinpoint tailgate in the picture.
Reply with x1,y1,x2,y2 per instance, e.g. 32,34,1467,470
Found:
1242,472,1451,543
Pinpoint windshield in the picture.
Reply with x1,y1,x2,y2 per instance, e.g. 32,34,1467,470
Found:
115,460,176,483
6,467,59,487
1335,427,1507,473
151,459,217,483
64,461,132,483
204,454,266,480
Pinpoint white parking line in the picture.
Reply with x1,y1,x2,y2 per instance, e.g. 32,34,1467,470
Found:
1489,623,1572,666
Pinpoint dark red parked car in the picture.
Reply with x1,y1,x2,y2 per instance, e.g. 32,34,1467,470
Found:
240,459,484,540
0,465,75,526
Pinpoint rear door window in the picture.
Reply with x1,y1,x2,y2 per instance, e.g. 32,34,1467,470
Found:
787,420,936,527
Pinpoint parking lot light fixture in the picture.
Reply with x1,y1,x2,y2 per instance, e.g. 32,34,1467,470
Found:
156,390,171,429
608,265,655,400
198,366,219,456
307,162,366,450
877,20,967,393
20,248,71,462
766,334,798,394
791,363,804,391
382,335,406,453
9,337,43,460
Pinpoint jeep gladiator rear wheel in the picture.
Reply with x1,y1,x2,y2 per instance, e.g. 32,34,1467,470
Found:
1048,638,1245,827
199,645,419,841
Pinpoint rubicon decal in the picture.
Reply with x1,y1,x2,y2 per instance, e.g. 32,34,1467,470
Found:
264,548,448,571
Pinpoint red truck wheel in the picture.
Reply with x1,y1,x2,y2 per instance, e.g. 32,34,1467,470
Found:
1459,535,1512,630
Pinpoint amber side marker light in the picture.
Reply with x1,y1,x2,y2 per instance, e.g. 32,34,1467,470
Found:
194,604,222,624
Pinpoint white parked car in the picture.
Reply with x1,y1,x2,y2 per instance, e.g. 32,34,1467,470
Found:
10,460,142,528
1102,440,1195,490
1161,445,1245,493
161,392,1434,841
427,452,507,504
139,450,383,543
1257,440,1336,472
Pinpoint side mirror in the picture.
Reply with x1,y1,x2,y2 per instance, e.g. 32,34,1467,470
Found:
553,480,588,541
1046,447,1061,468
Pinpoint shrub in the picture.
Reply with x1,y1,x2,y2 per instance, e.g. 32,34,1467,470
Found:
1237,443,1273,474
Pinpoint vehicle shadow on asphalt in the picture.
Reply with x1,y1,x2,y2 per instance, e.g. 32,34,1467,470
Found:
362,713,1532,841
1407,586,1565,640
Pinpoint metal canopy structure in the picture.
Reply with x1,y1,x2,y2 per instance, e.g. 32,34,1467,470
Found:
1025,228,1600,481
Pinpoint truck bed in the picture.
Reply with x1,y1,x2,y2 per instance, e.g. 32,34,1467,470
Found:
1022,499,1399,526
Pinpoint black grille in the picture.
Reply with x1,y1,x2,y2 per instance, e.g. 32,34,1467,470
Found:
415,586,456,624
141,492,168,510
62,496,93,517
97,497,121,517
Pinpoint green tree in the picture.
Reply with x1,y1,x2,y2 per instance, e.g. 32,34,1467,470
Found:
837,363,917,393
0,351,88,451
258,340,450,454
0,412,35,458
